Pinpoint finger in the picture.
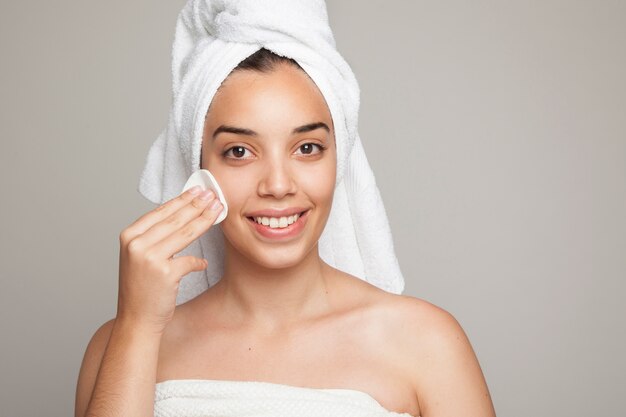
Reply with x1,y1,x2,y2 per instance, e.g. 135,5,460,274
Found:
124,186,203,240
170,256,208,281
138,190,217,248
152,200,224,259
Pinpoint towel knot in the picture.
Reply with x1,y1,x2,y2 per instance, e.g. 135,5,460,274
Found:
198,0,335,48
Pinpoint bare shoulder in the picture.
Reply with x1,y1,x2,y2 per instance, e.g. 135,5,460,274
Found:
335,272,496,417
377,293,496,417
332,270,462,351
333,267,453,333
352,284,466,357
378,294,473,368
75,318,116,417
381,293,464,340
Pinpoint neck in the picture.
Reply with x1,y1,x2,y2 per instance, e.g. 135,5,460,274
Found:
212,240,333,333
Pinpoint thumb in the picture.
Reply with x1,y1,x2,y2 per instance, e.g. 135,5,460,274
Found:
171,255,208,280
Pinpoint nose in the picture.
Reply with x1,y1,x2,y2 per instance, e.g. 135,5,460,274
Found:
257,156,297,199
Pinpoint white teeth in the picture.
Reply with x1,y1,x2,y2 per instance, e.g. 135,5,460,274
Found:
253,213,300,229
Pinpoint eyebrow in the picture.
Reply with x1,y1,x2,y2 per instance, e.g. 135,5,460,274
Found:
212,122,330,140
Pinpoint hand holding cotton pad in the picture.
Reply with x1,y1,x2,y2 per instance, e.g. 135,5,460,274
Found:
181,169,228,224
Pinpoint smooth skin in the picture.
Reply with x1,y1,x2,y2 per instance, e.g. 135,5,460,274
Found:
75,62,496,417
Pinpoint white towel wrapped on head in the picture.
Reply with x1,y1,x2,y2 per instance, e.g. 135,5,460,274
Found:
138,0,405,304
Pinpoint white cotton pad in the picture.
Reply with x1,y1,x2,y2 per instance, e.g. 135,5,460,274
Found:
181,169,228,224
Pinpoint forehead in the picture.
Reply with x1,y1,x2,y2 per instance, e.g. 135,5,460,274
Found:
206,64,334,132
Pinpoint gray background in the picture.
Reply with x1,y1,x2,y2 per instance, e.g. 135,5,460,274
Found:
1,1,624,416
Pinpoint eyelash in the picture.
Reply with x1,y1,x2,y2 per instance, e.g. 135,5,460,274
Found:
222,143,327,160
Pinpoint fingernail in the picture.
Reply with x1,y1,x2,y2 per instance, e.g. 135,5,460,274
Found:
189,185,202,195
209,198,222,210
199,190,215,201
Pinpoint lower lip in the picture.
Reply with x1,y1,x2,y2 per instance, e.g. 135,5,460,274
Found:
246,210,309,240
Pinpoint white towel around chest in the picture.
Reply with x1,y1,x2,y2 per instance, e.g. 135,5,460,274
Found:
154,379,415,417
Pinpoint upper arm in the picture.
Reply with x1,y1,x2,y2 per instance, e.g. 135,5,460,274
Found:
407,300,496,417
74,318,116,417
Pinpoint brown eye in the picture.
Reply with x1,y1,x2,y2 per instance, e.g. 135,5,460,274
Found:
232,146,245,158
296,143,324,155
223,146,252,159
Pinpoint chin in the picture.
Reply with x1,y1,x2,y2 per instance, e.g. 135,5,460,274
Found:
244,244,314,270
253,257,302,270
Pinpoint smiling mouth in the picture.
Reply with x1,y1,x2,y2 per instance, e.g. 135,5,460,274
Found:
246,210,309,229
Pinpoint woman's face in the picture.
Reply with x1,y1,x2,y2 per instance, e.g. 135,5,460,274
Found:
201,62,336,269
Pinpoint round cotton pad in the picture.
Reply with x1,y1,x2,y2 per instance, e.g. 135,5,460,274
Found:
181,169,228,224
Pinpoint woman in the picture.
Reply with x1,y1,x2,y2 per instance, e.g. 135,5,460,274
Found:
75,3,496,417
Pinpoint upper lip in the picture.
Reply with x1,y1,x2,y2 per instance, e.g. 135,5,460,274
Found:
246,207,309,218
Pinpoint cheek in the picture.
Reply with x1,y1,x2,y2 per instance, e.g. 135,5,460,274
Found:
202,155,245,213
214,171,250,213
215,175,248,236
301,160,336,207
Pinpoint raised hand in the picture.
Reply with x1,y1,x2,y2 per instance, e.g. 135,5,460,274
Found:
116,186,222,333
